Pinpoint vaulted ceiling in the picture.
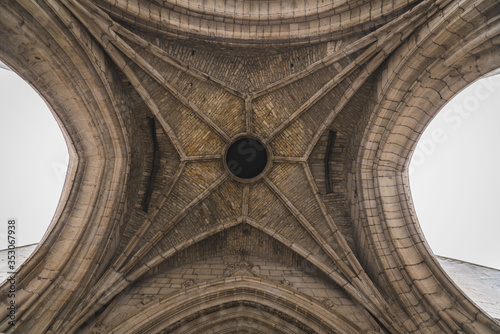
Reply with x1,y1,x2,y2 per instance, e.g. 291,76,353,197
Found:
1,0,500,333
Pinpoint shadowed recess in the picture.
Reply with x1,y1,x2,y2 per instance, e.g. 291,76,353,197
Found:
225,137,268,179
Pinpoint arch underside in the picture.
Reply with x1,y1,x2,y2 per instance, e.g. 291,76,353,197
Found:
103,277,364,334
0,0,499,333
77,224,383,333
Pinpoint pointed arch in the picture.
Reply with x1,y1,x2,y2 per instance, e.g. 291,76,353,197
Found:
100,276,365,334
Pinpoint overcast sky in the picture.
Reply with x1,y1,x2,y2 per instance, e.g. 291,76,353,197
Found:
409,73,500,270
0,64,69,250
0,62,499,270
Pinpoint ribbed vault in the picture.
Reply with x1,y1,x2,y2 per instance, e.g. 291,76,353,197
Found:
0,0,499,333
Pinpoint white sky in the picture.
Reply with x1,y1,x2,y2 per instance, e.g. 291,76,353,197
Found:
409,74,500,270
0,64,69,249
0,62,498,271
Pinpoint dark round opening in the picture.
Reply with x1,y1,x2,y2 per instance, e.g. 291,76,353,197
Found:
225,137,268,179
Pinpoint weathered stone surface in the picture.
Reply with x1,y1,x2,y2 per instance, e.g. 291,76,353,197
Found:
0,0,499,333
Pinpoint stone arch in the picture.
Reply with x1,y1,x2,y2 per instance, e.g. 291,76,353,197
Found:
99,276,365,334
353,1,500,332
95,0,420,46
0,1,499,333
167,308,305,334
